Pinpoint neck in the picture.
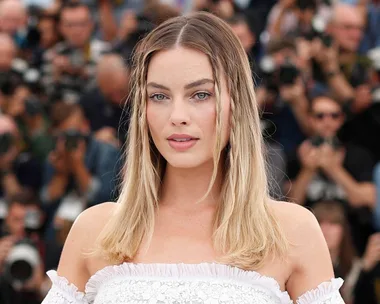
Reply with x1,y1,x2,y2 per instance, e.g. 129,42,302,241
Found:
159,159,223,210
339,49,356,65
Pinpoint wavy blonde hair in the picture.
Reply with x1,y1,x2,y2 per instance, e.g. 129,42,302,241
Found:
96,11,288,270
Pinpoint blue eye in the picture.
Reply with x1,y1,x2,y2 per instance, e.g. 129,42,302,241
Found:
150,94,167,102
193,92,211,101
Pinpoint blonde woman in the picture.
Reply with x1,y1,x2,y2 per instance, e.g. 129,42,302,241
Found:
41,12,345,304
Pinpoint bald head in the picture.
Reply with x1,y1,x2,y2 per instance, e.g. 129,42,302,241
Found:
0,0,27,35
330,3,364,52
0,33,16,70
96,54,130,105
331,3,364,25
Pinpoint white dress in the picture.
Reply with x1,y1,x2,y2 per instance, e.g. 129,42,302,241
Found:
41,263,345,304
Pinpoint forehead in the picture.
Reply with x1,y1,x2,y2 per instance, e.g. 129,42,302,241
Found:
61,7,90,20
335,8,363,25
147,47,214,86
312,97,341,111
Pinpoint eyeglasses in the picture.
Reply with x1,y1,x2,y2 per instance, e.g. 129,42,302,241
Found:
313,112,342,120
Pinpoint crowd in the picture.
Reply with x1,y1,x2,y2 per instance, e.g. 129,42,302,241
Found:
0,0,379,303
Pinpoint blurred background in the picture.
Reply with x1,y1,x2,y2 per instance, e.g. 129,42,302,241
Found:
0,0,379,303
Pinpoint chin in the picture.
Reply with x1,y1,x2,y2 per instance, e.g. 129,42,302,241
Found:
164,153,211,170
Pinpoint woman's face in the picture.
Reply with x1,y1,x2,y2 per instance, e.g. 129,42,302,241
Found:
146,47,231,169
320,221,344,252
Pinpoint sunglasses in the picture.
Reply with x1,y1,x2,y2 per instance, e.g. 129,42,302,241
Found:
313,112,342,120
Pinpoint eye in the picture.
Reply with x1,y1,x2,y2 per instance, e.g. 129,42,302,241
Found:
193,92,212,101
149,93,168,102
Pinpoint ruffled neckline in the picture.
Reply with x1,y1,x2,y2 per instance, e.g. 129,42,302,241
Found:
47,262,344,304
84,262,291,303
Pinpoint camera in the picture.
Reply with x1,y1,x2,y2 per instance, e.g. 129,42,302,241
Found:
305,16,333,48
0,133,13,156
3,239,41,289
259,56,299,89
310,135,341,150
56,129,87,151
24,95,43,116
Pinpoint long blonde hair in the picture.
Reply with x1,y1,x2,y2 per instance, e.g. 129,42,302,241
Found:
96,11,288,270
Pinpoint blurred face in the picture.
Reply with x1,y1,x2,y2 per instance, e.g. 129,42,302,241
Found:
0,7,26,35
319,221,344,252
0,40,15,71
38,18,58,49
230,22,255,53
57,108,89,135
98,70,130,106
310,97,344,138
6,203,26,238
331,10,364,52
59,7,93,48
146,47,231,169
272,48,300,69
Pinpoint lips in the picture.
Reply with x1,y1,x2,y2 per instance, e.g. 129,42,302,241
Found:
167,134,199,151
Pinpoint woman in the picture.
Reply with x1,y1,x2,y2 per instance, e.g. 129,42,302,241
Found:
313,200,359,303
41,12,344,303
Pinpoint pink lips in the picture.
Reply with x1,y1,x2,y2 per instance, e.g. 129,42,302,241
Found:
167,134,199,152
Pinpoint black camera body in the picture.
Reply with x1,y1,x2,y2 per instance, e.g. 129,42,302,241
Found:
0,133,13,156
305,16,333,48
24,96,43,116
310,135,341,150
259,56,300,89
56,129,87,151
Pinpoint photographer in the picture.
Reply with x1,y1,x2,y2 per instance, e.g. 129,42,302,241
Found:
311,3,372,111
41,1,110,102
40,102,121,239
0,192,45,304
353,232,380,304
5,84,54,162
286,94,376,254
0,115,42,200
257,38,310,155
79,53,130,146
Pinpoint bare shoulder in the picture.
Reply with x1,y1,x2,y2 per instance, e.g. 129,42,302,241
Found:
268,201,335,300
56,202,117,291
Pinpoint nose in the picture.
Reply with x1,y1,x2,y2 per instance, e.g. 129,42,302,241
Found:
170,99,190,126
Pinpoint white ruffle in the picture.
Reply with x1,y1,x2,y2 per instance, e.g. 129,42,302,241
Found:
296,278,345,304
84,262,292,303
46,270,87,303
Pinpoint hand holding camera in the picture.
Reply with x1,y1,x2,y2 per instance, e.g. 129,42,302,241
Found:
298,140,321,171
0,235,17,271
311,38,339,74
279,77,305,105
362,233,380,272
318,142,345,173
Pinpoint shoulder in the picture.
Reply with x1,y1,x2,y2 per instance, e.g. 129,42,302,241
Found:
268,201,336,299
56,202,117,291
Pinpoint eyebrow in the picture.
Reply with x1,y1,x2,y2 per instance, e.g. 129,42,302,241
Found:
147,78,214,91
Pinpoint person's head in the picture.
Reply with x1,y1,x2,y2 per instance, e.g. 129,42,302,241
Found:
0,0,27,36
309,95,345,138
226,14,256,54
97,12,288,270
38,13,60,49
49,102,90,136
58,1,93,48
294,0,317,26
0,33,17,71
0,114,19,138
329,4,364,53
313,200,355,278
96,54,130,106
5,191,40,238
266,38,300,68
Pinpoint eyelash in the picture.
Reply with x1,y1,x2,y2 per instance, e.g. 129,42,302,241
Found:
148,92,213,102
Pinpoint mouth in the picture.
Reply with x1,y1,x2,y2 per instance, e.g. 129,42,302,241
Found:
167,134,199,151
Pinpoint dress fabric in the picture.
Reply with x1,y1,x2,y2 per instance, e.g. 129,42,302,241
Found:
41,263,345,304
